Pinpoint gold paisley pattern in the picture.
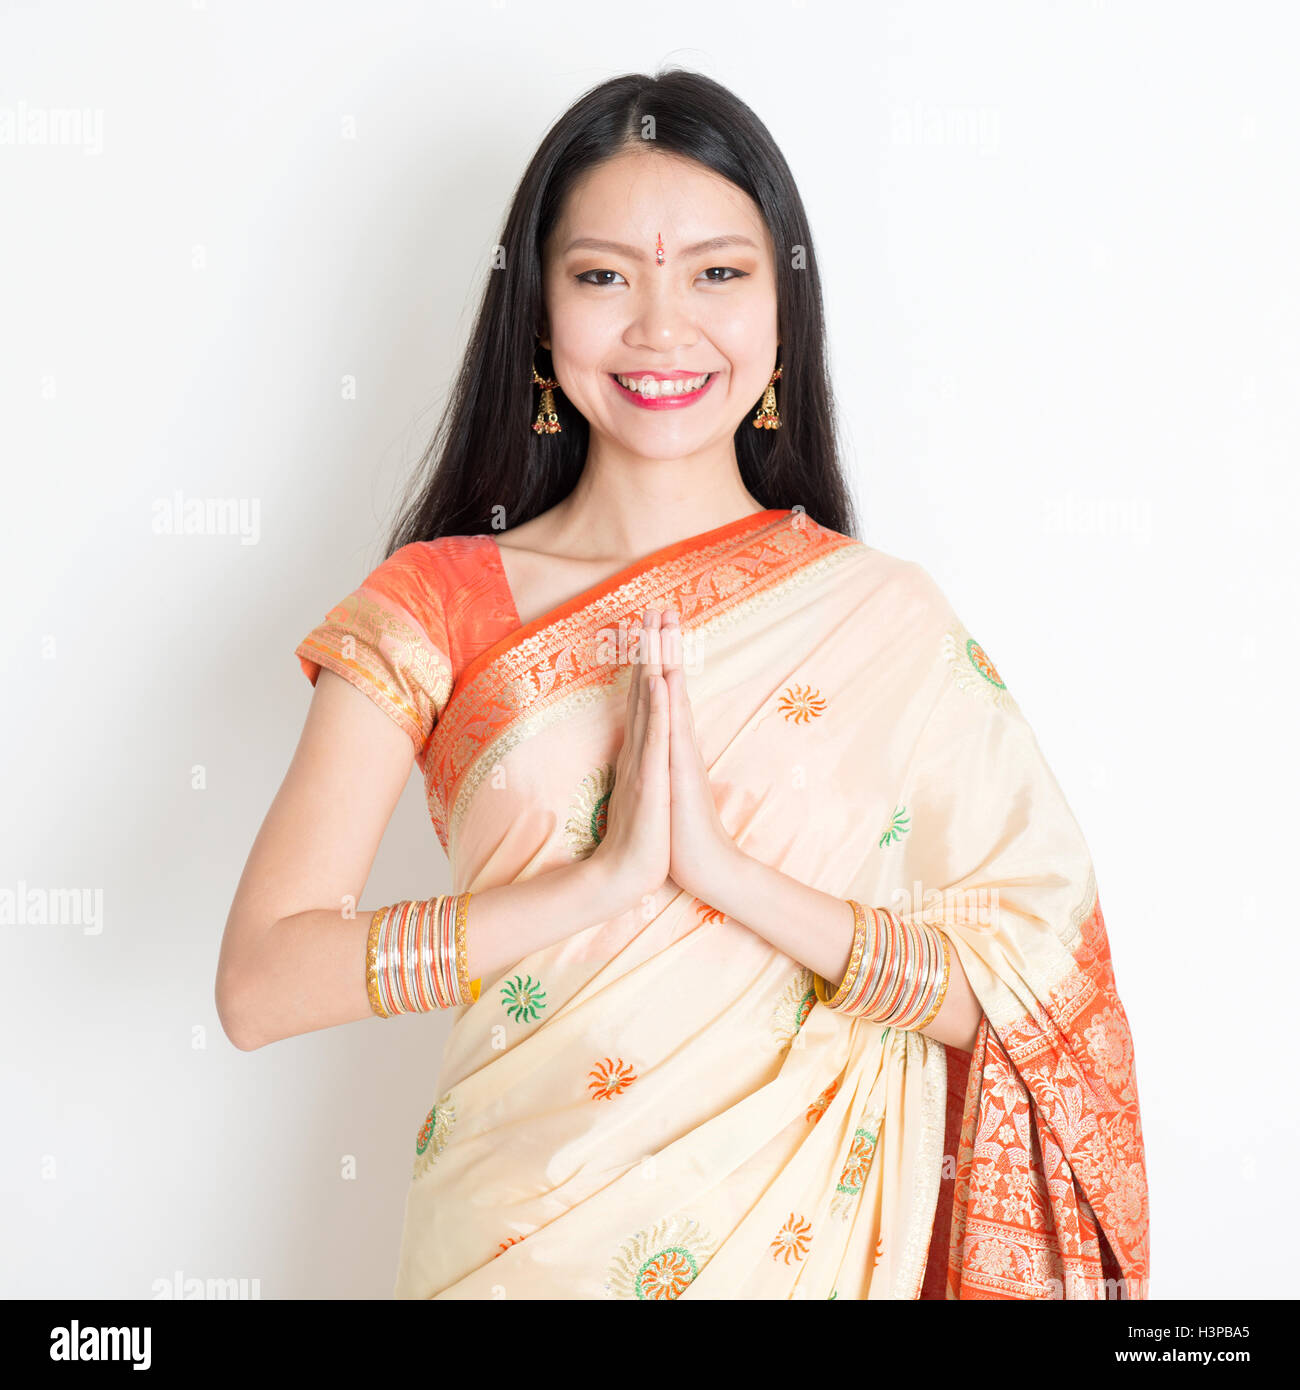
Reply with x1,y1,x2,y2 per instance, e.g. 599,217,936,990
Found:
564,763,614,858
770,967,817,1051
412,1092,457,1183
604,1213,718,1300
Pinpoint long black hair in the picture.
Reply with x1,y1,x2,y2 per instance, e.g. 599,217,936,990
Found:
386,68,857,554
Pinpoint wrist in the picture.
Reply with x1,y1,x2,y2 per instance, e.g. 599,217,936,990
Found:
580,847,641,921
692,840,755,917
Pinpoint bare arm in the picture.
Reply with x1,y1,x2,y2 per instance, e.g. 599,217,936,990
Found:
699,845,984,1053
214,670,638,1052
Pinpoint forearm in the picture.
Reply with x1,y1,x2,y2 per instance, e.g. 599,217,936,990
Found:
704,847,983,1052
218,856,633,1052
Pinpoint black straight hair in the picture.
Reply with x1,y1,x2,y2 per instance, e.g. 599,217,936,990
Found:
386,68,858,555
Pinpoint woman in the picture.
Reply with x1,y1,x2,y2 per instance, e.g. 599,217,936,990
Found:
216,70,1150,1300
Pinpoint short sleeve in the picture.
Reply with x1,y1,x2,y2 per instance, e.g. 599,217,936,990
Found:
295,543,453,757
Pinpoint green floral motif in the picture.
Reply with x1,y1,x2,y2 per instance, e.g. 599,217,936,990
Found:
500,973,547,1023
829,1288,838,1300
878,805,911,847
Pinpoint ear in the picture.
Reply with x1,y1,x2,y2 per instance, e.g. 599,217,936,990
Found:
538,321,551,352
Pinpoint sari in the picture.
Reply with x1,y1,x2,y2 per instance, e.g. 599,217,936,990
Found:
295,506,1150,1300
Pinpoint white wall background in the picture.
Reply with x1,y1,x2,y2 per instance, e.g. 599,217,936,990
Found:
3,0,1296,1299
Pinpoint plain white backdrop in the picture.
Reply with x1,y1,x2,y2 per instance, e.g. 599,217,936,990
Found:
2,0,1296,1299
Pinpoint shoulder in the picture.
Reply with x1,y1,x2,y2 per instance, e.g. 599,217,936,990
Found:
829,533,958,633
360,536,497,628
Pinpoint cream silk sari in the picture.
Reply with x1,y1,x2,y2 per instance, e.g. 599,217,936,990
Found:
295,507,1151,1300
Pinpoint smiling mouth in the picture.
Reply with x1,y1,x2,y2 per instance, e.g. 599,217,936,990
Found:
612,372,713,397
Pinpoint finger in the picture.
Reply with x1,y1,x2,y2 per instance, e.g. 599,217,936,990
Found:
633,609,663,755
644,671,668,761
642,607,663,680
660,608,681,676
623,615,644,745
629,617,651,752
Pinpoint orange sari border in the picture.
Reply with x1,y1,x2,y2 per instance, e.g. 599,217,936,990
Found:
422,509,860,850
945,885,1151,1299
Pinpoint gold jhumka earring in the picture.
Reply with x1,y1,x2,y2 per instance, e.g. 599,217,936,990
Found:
753,363,782,430
531,360,561,435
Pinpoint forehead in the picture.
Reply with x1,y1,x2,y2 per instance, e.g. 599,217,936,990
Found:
549,148,767,246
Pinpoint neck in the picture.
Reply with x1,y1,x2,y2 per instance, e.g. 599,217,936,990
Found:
547,441,766,561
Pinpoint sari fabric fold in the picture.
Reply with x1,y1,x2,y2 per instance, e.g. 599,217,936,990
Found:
294,507,1150,1299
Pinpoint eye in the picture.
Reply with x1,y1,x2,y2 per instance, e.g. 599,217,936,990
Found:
575,269,626,286
700,266,747,283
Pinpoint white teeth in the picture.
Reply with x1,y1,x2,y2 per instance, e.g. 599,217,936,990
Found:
615,372,711,397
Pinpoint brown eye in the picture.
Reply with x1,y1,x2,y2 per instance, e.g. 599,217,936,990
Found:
576,270,626,286
700,267,746,283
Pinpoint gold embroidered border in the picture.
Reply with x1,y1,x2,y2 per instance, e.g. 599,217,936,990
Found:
892,1030,949,1299
297,588,453,754
423,514,861,850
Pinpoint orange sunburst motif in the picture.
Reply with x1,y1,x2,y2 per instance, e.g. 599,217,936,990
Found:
871,1234,884,1269
496,1235,525,1256
771,1213,813,1264
777,685,827,724
695,901,726,924
587,1057,638,1100
805,1078,841,1124
837,1128,878,1191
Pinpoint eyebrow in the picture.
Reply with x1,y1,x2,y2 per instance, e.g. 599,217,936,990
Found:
560,234,760,259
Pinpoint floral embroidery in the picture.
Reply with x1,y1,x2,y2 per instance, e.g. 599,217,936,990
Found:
605,1214,718,1300
805,1078,840,1124
588,1057,638,1100
942,621,1013,708
1082,1007,1134,1094
496,1235,526,1257
830,1112,882,1219
412,1092,456,1181
948,890,1150,1298
564,763,614,858
777,684,827,723
695,901,726,924
771,967,817,1049
771,1213,813,1263
879,805,910,847
500,973,547,1023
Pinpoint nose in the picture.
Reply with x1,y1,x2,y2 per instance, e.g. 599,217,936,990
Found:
623,282,700,355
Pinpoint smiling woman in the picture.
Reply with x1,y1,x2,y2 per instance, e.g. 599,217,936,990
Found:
216,68,1150,1303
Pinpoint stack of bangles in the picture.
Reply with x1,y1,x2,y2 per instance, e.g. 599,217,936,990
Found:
365,893,481,1018
813,900,951,1031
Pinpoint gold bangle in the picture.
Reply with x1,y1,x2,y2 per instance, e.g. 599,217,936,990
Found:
818,900,867,1009
365,906,390,1019
454,891,476,1004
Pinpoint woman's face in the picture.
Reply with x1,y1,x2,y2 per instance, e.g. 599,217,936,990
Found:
540,146,779,465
